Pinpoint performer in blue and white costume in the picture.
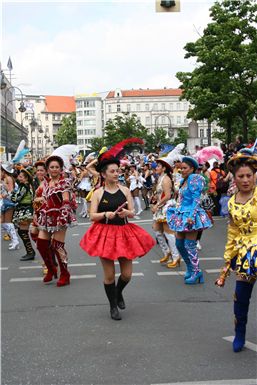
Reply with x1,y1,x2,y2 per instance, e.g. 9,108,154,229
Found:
166,156,212,284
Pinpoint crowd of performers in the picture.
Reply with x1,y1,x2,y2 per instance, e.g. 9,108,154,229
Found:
1,137,256,353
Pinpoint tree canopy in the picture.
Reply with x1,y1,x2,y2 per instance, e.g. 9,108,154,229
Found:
56,112,77,146
177,0,257,143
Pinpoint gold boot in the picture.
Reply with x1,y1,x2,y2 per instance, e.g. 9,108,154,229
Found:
160,252,171,264
3,233,11,241
167,258,181,268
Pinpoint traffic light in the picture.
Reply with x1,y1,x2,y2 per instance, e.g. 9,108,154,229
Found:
156,0,180,12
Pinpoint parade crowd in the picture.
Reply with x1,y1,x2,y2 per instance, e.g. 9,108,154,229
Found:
1,135,256,353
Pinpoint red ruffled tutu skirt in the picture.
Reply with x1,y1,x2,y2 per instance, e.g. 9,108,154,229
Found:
80,222,155,260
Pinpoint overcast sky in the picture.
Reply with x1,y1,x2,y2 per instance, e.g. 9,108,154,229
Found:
3,0,215,96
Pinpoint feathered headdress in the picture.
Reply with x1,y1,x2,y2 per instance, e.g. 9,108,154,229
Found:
50,144,80,170
96,138,144,172
157,143,185,170
228,138,257,171
12,140,30,164
194,146,224,164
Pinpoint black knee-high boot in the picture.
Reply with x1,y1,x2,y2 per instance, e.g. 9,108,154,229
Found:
18,229,35,261
104,282,121,321
116,275,130,309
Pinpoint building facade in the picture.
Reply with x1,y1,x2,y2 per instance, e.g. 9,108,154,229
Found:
15,95,75,160
75,93,105,153
1,74,27,161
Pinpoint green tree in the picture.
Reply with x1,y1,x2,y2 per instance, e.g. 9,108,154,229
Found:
177,0,257,143
89,137,106,153
56,112,77,146
144,127,172,152
172,128,189,147
104,113,149,146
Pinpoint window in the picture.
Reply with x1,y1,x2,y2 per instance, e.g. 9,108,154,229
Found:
84,129,96,135
84,110,95,116
146,116,150,125
78,139,84,145
76,101,83,108
184,116,187,124
176,103,180,111
183,102,187,110
161,116,166,124
77,129,83,135
45,114,49,121
38,139,42,145
25,114,28,120
117,104,121,112
32,138,36,145
84,100,95,108
169,103,173,111
77,111,83,117
200,129,204,138
145,104,149,111
170,116,174,124
153,103,158,111
77,120,83,126
84,119,96,126
127,104,131,112
161,103,165,111
108,105,111,113
136,104,140,111
177,116,181,124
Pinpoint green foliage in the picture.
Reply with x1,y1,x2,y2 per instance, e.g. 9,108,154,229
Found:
172,128,189,146
88,137,106,153
104,113,148,146
56,112,77,146
176,0,257,143
144,127,172,152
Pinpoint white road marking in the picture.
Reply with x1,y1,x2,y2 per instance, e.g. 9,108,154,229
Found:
19,263,97,270
151,257,222,264
10,274,97,282
72,233,80,236
115,272,144,277
157,271,179,276
114,261,139,265
152,379,257,385
205,269,221,273
223,336,257,353
0,267,9,270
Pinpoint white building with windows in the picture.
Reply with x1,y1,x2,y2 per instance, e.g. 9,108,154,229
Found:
104,88,222,152
75,93,105,153
15,95,75,159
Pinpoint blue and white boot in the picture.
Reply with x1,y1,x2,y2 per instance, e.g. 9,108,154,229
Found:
184,239,204,284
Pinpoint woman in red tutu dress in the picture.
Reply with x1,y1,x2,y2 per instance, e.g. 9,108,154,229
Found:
37,155,77,287
80,142,155,321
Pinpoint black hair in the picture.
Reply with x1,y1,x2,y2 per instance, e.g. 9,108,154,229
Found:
232,162,256,176
182,159,197,173
45,156,64,170
204,161,210,169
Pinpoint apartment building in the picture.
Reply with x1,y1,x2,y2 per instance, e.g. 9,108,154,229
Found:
15,95,75,159
75,93,105,153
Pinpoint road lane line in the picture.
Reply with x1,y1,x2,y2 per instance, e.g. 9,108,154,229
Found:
10,274,97,282
151,258,222,264
19,263,97,270
152,379,257,385
0,267,9,270
157,272,179,276
223,336,257,353
115,272,144,277
114,261,139,265
72,233,80,236
206,269,221,273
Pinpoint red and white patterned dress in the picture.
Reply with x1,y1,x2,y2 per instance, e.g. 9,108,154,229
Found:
38,177,77,233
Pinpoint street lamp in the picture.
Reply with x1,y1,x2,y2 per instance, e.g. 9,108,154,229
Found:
154,114,174,138
4,85,26,158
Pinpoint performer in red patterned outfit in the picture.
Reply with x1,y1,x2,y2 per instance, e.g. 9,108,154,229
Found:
37,155,77,286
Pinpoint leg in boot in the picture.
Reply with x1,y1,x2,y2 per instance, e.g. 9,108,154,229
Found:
52,239,70,287
37,238,58,282
18,229,36,261
116,275,130,310
175,238,191,279
8,223,20,250
135,196,143,215
184,239,204,284
154,230,171,263
164,231,180,268
104,282,121,320
233,280,254,352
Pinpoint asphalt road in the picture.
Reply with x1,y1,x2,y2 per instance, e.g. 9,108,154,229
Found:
1,207,257,385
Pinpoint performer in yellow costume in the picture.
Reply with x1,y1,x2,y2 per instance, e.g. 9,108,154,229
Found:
216,142,257,353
